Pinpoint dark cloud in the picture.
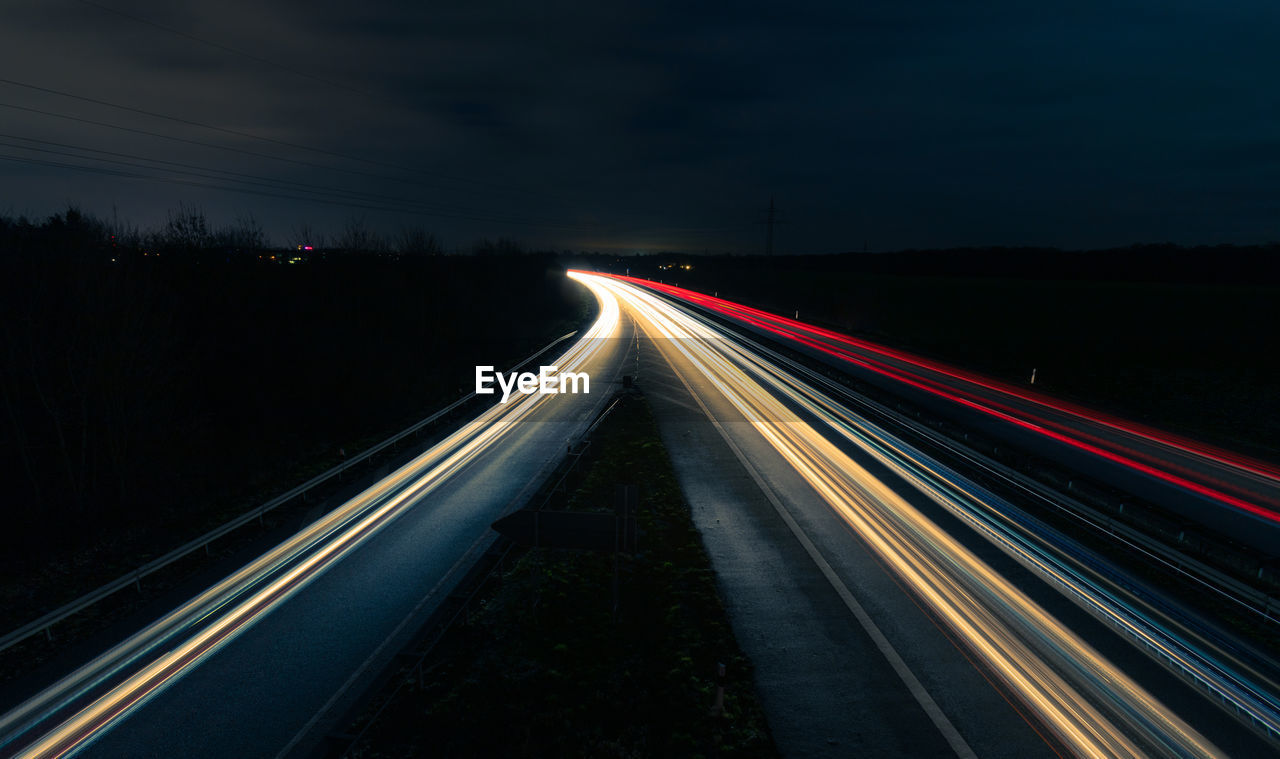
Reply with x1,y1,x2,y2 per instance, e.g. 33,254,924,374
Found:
1,0,1278,251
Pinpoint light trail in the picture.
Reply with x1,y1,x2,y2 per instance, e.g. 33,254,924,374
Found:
622,277,1279,481
611,276,1280,523
1,286,623,758
727,323,1280,745
571,271,1271,758
9,268,1271,757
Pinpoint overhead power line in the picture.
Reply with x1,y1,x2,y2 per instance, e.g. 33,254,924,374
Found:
0,133,556,222
0,77,434,179
0,98,599,222
0,140,437,217
5,143,748,243
0,134,726,236
0,99,453,191
0,74,593,209
0,151,599,230
0,98,693,237
0,80,567,205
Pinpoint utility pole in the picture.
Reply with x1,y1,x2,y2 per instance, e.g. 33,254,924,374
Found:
756,197,786,255
765,196,776,256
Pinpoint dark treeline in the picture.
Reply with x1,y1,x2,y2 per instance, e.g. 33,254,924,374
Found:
0,207,590,572
569,243,1280,286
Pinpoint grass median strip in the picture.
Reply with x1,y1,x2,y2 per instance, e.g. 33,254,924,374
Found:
347,393,778,758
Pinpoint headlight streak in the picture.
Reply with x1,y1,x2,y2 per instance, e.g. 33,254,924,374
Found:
637,286,1280,688
709,330,1280,704
732,342,1280,748
617,276,1280,488
602,272,1280,741
577,272,1239,758
615,276,1280,522
4,284,623,759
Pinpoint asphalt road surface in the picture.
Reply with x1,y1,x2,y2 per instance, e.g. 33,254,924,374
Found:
578,271,1279,758
5,271,1278,758
617,276,1280,555
1,295,632,759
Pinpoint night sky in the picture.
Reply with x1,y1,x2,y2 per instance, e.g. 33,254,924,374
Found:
2,1,1278,253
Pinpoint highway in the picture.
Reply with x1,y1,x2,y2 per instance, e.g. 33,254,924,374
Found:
614,277,1280,555
0,290,631,758
4,269,1278,757
570,271,1280,757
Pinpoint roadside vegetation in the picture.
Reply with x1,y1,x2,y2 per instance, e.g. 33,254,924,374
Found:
0,205,592,636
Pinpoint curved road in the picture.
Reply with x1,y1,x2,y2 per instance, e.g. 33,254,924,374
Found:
576,271,1279,758
614,276,1280,555
4,271,1278,758
1,292,632,758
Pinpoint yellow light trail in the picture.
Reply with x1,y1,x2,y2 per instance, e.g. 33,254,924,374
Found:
573,271,1227,759
5,283,623,759
750,350,1280,744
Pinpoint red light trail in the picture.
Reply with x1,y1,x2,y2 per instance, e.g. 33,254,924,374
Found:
605,274,1280,526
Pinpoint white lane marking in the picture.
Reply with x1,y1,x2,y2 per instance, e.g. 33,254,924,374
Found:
659,337,979,759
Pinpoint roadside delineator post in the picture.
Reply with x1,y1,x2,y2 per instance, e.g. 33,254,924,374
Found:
710,661,726,717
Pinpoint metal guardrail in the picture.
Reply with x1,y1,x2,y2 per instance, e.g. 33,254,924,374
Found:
0,330,580,655
647,290,1280,743
329,391,626,757
660,287,1280,622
